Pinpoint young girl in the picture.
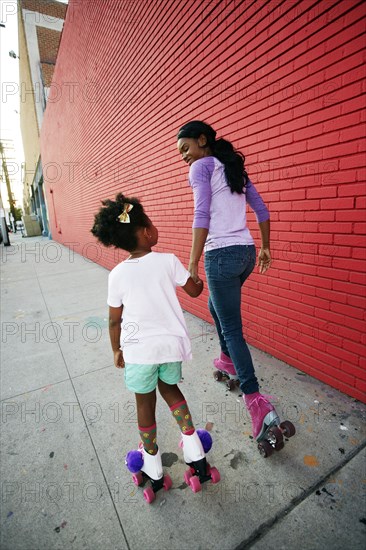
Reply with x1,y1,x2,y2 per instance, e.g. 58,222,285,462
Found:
177,120,295,457
91,193,220,502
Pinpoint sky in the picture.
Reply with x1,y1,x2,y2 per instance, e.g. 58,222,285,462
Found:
0,0,68,210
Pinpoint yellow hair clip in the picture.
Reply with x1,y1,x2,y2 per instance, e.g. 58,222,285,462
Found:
117,203,134,223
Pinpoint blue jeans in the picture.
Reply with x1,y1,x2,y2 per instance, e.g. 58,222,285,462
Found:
204,245,259,395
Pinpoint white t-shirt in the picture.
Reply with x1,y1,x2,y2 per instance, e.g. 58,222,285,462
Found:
107,252,192,364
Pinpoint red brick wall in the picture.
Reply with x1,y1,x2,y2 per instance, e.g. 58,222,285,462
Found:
40,0,366,402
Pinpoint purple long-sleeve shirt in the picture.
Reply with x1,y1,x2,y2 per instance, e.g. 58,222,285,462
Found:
188,156,269,251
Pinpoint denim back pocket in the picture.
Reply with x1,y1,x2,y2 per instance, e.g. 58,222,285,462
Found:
218,246,256,279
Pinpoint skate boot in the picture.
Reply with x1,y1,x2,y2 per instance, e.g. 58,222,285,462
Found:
180,430,220,493
125,445,172,503
244,393,296,458
213,352,240,391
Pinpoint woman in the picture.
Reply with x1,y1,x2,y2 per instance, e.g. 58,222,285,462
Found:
177,120,283,449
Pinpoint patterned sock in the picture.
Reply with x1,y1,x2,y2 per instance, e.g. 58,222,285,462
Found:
138,423,158,455
170,400,194,434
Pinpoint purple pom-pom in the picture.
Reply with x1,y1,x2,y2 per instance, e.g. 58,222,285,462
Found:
125,450,143,473
197,429,212,453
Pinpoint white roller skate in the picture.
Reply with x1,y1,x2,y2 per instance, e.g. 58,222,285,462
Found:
180,430,220,493
244,393,296,458
125,445,172,503
213,352,240,391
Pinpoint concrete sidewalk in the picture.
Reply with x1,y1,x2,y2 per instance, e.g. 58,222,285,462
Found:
1,234,365,550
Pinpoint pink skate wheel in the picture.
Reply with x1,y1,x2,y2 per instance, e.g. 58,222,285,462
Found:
163,474,172,491
189,476,201,493
210,467,220,484
132,472,143,486
178,439,183,449
184,469,192,485
143,486,155,504
214,370,223,381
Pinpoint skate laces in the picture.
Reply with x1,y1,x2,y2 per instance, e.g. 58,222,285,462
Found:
247,393,275,409
262,394,276,402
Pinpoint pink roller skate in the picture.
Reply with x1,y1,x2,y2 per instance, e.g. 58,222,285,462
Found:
244,393,296,458
213,352,240,391
125,445,172,504
180,430,220,493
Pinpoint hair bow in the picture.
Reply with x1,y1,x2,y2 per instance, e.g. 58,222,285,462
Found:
117,203,134,223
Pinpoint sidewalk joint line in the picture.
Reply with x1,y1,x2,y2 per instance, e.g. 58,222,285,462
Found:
235,439,366,549
0,364,114,402
33,267,131,549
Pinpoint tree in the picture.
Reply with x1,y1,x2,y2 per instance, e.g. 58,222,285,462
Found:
14,207,23,222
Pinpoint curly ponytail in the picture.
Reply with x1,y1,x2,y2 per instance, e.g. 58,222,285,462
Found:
91,193,150,251
177,120,248,193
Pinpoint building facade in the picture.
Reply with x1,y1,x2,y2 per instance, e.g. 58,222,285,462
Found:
40,0,366,402
18,0,66,234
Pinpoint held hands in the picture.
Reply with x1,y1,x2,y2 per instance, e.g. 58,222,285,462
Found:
188,261,202,285
258,248,272,274
183,262,204,297
114,350,125,369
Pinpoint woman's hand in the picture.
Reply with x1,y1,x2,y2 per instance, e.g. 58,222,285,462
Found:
188,261,200,283
114,350,125,369
258,248,272,274
189,228,208,283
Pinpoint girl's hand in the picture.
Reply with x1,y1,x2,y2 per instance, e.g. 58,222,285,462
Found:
114,350,125,369
258,248,272,274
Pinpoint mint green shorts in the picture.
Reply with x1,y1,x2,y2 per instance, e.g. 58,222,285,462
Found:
124,362,182,394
